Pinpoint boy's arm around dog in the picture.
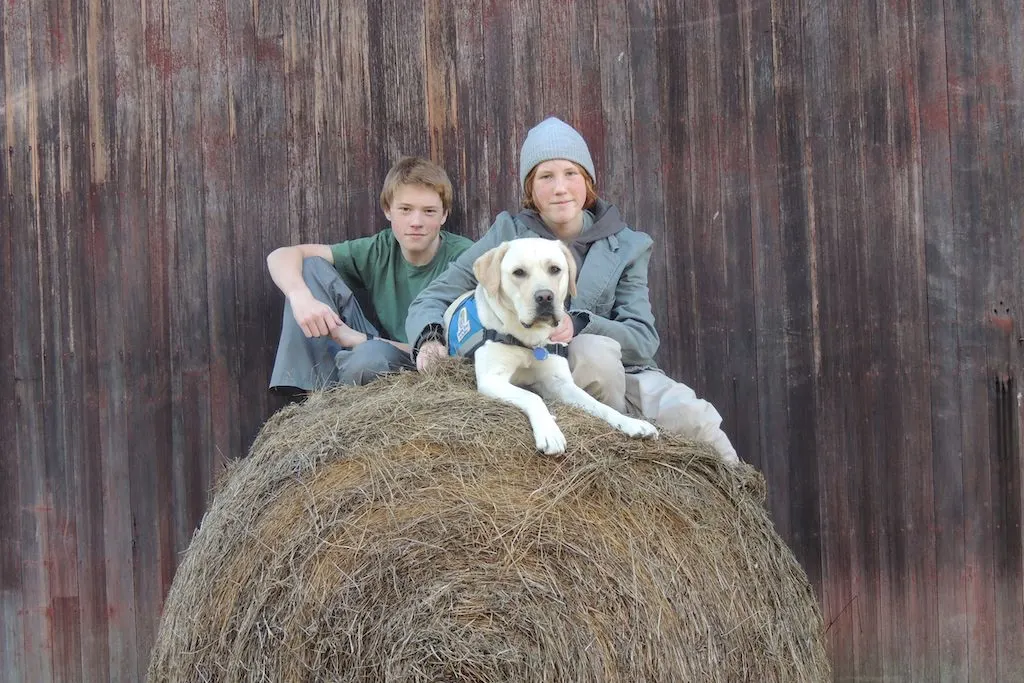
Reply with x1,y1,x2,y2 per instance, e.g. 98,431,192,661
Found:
405,213,525,352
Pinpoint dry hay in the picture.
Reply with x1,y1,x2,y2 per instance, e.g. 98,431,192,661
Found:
147,360,830,682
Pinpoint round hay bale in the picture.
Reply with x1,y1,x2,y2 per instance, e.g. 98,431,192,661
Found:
147,360,830,682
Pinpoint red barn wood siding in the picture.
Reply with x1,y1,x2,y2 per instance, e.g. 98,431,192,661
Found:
1,1,1022,681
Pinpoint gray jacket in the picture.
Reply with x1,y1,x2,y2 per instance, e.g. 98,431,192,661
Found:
405,200,660,370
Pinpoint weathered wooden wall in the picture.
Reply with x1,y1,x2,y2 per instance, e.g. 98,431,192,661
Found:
2,1,1022,681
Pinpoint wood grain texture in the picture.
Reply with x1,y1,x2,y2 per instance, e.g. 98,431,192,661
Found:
1,2,1022,681
715,0,759,494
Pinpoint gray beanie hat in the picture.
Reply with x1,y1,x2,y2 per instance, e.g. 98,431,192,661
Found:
519,116,596,190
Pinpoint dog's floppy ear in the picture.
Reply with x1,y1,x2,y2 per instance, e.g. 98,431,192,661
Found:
557,242,578,298
473,242,510,298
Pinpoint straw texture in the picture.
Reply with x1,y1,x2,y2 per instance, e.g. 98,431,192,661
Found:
147,360,830,682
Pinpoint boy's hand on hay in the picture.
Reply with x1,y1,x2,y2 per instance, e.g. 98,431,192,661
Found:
289,291,343,338
416,340,448,371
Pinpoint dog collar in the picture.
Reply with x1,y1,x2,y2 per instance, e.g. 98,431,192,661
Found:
480,328,569,359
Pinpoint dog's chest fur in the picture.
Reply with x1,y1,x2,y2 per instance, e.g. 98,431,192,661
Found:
475,341,567,387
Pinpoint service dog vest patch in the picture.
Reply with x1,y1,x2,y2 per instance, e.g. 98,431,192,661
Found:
446,295,569,360
448,296,485,357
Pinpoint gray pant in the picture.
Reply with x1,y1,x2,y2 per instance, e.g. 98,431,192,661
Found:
269,257,414,390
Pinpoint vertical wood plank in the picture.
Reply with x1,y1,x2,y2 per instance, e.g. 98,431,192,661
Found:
109,1,163,676
283,1,321,246
377,0,428,160
93,0,143,676
74,36,111,675
624,0,668,377
830,1,881,677
510,0,541,137
76,185,110,683
50,7,115,678
0,134,22,680
450,1,491,236
536,0,575,118
1,2,31,679
978,2,1024,679
336,0,378,232
34,1,90,679
223,0,292,454
945,0,1000,680
771,0,822,609
311,2,342,234
655,0,697,382
13,3,59,681
745,0,790,537
909,0,967,679
165,0,212,564
198,0,240,525
759,0,822,594
593,0,632,251
481,0,516,214
681,0,724,400
880,1,942,680
0,590,20,683
998,0,1024,671
715,0,759,469
570,0,603,200
857,0,903,676
798,1,856,673
424,0,463,230
364,0,390,189
738,0,780,485
231,0,288,466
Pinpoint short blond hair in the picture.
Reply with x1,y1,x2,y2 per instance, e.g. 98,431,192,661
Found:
379,156,453,213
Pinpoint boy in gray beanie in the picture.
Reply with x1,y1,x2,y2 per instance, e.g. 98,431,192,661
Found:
518,116,596,189
406,117,740,464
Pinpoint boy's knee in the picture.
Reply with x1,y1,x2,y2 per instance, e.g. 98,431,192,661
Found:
301,255,333,278
569,334,626,412
336,340,404,386
301,256,349,293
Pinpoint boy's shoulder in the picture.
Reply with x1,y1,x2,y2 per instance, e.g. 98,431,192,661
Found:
329,229,397,268
440,230,475,256
332,228,393,250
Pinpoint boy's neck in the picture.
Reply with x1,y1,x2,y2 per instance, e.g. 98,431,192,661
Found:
545,215,584,241
401,234,442,267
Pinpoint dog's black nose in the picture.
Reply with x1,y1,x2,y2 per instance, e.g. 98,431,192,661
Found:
534,289,555,305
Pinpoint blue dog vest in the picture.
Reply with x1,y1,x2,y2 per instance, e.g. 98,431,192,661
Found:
447,295,568,360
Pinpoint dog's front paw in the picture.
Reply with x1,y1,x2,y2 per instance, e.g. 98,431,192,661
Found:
615,416,659,440
533,418,567,455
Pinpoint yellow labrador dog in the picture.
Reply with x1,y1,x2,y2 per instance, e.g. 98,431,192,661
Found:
443,237,659,455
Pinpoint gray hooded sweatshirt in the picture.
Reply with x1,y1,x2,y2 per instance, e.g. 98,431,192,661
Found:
405,199,660,370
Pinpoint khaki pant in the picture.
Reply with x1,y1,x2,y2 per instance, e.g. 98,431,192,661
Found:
568,334,739,464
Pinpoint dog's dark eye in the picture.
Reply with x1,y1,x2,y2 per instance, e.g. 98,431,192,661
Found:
512,268,527,278
548,265,562,275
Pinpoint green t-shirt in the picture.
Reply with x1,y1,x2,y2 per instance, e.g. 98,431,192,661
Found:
330,230,473,343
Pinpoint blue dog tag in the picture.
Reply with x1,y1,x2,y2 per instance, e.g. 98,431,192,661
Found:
533,347,549,361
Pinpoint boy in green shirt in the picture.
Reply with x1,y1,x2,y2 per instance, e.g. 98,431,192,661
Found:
268,156,473,390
